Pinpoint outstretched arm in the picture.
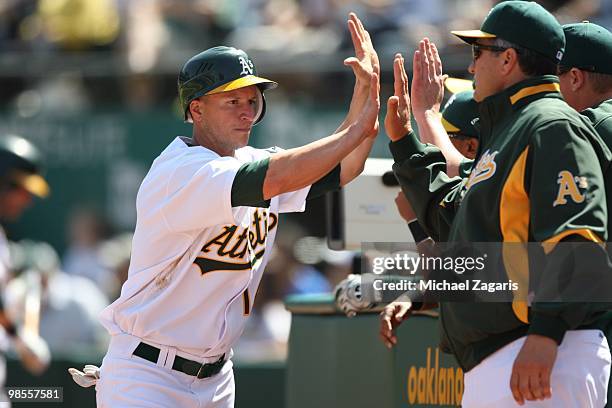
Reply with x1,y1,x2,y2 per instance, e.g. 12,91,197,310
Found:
385,53,463,241
411,38,466,177
263,73,380,199
337,13,380,186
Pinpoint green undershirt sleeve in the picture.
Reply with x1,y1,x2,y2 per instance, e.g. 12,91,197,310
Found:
306,165,341,200
231,158,271,208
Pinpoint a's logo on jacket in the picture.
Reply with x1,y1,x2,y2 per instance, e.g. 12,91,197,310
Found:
553,170,587,207
465,149,498,191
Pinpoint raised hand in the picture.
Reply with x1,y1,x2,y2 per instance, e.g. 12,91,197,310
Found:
358,72,381,139
344,12,380,86
384,53,412,141
411,38,448,118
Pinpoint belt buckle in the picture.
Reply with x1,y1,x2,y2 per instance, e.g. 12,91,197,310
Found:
196,354,225,379
196,363,208,379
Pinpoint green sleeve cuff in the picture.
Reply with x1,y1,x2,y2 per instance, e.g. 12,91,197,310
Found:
528,314,569,345
388,131,427,162
458,158,475,178
231,158,271,208
307,165,341,200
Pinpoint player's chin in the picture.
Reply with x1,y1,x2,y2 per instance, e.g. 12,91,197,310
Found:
234,129,252,142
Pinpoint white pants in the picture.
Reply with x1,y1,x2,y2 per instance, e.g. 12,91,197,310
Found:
462,330,611,408
96,333,235,408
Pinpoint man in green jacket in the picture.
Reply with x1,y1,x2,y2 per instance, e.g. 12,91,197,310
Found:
558,21,612,408
385,2,612,406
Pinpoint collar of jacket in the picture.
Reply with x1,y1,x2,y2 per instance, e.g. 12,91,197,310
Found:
476,76,562,146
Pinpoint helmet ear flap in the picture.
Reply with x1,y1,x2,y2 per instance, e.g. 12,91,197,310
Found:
254,86,266,125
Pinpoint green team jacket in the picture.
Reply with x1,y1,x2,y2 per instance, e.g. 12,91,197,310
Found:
390,76,612,371
583,99,612,235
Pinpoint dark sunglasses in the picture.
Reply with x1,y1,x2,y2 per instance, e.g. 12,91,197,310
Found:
448,132,476,141
471,43,510,60
557,65,596,75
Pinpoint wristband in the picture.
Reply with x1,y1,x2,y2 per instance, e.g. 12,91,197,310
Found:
407,220,428,243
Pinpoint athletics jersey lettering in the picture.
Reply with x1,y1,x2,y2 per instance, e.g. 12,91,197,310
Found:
465,149,498,191
195,209,278,275
553,170,587,207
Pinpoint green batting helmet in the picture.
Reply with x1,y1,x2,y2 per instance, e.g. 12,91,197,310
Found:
0,135,49,198
178,46,277,123
441,90,479,140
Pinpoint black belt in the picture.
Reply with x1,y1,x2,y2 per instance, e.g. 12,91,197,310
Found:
133,342,226,379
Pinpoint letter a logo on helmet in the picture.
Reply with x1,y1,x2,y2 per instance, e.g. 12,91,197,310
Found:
178,46,277,123
238,57,254,75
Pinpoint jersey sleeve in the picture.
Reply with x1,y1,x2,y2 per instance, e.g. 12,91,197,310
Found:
276,187,311,213
389,132,464,242
159,156,243,232
526,120,610,343
527,120,607,243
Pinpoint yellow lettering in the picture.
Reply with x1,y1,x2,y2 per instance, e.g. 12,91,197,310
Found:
455,368,464,406
553,170,586,207
404,348,464,406
438,366,447,405
407,367,417,404
418,367,426,403
447,367,454,405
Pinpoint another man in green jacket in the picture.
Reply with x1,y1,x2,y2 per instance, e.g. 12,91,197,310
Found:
384,2,612,406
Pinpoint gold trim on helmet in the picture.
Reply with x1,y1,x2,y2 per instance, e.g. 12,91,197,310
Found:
13,171,50,198
441,117,462,133
206,75,278,95
445,78,474,94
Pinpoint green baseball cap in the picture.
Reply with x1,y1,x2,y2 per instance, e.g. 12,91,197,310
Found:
441,90,479,139
562,22,612,74
452,1,565,63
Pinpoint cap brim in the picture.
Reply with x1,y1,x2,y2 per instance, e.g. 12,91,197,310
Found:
441,117,461,133
206,75,278,95
451,30,496,44
445,77,474,94
15,173,50,198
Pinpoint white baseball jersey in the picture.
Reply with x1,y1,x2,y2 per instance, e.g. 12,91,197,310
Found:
99,137,310,358
0,228,9,286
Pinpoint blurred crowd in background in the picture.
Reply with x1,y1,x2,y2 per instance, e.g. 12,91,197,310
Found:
0,0,610,110
0,0,611,369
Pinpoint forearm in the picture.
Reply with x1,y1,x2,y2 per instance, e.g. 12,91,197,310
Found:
339,137,375,186
336,83,369,133
263,124,366,199
334,82,375,185
414,110,466,178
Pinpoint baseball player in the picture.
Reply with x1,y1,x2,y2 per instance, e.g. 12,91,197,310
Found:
0,135,52,403
440,90,479,160
556,21,612,408
386,2,612,407
382,22,612,407
73,13,380,407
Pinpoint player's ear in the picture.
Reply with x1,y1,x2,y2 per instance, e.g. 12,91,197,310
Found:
570,68,585,91
189,98,204,123
500,48,518,75
467,138,479,156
